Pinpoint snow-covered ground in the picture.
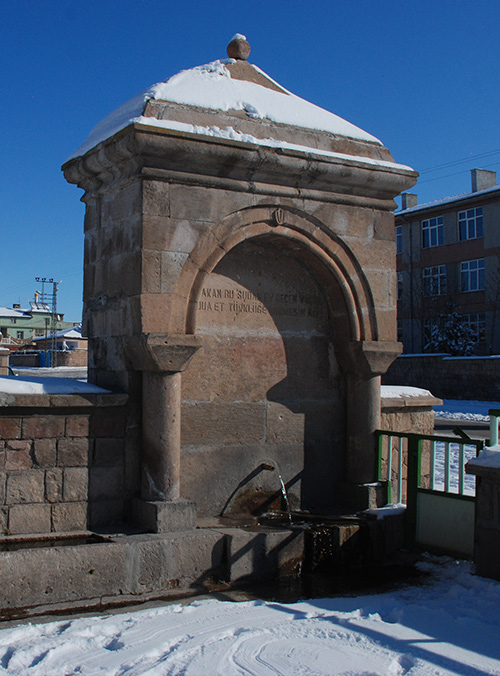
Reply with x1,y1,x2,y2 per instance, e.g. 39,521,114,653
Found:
434,399,500,423
1,555,500,675
0,393,499,674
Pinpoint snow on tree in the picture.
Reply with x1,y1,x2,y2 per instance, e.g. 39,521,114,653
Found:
424,312,478,356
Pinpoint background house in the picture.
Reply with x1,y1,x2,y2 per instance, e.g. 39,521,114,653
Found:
0,299,78,346
396,169,500,355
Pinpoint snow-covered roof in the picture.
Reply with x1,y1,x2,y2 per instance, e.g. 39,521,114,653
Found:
68,53,387,163
32,325,84,342
0,307,28,319
397,183,500,216
0,375,108,395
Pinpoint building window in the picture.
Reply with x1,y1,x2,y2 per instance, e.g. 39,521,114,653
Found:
422,216,444,248
395,225,402,254
462,312,486,343
460,259,485,292
423,317,438,348
16,331,24,340
458,207,483,241
10,318,16,324
422,265,447,296
397,320,403,343
397,272,403,300
34,329,45,336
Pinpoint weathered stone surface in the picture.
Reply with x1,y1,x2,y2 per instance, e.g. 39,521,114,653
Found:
52,502,88,532
63,468,89,502
57,438,89,467
9,503,51,534
45,468,63,503
93,438,124,467
22,416,65,439
0,417,21,440
5,441,32,471
89,467,124,501
33,438,57,467
6,471,45,504
65,415,90,438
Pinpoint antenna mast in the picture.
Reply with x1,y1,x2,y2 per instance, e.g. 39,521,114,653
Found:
35,277,60,368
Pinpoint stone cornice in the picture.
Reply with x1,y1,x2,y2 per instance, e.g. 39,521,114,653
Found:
63,124,417,206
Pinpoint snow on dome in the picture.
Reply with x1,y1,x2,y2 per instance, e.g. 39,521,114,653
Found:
67,58,383,161
230,33,247,41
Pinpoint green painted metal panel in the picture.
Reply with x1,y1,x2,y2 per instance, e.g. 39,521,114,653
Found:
416,490,475,557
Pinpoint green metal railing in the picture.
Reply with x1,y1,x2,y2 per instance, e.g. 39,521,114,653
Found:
376,430,484,546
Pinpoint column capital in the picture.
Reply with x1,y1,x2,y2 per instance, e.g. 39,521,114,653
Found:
338,340,402,379
125,333,202,373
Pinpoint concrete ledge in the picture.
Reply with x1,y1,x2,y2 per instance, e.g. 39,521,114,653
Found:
0,527,304,619
0,393,128,409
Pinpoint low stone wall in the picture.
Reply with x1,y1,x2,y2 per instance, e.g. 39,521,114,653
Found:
380,389,441,503
383,354,500,401
10,349,88,368
0,392,133,535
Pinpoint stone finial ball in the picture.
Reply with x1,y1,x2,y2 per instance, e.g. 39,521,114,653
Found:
227,34,251,60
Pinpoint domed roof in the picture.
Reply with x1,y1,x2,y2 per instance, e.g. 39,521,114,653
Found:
66,36,409,174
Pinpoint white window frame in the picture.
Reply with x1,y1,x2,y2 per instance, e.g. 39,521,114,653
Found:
462,312,486,343
395,225,402,254
422,265,447,296
422,216,444,248
460,259,485,292
458,207,483,241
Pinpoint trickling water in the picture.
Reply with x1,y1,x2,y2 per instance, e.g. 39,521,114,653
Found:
277,473,292,525
260,462,292,525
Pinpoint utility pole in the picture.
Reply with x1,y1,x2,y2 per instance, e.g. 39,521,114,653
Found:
35,278,61,368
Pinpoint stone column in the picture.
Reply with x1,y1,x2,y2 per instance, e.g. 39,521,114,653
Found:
466,457,500,581
0,348,10,376
339,340,402,509
126,334,202,532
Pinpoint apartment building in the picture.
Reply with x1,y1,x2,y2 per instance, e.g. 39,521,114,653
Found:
396,169,500,355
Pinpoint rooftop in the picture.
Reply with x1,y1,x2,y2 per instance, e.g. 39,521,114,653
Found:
66,35,410,175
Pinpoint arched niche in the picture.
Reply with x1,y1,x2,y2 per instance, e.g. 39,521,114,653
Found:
178,208,377,517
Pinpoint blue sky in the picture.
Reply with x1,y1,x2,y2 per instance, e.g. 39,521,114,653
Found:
2,1,499,321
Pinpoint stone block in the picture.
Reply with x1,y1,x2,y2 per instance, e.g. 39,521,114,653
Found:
0,472,6,504
181,402,266,446
142,249,162,293
6,471,45,504
5,441,32,470
0,417,21,440
57,438,89,467
0,507,7,532
88,500,124,528
9,503,51,534
65,415,90,438
90,413,126,439
161,252,189,294
22,416,65,439
63,467,89,502
45,468,63,503
133,498,197,533
93,438,124,467
89,467,124,500
33,438,57,467
52,502,88,532
169,184,249,223
223,528,304,582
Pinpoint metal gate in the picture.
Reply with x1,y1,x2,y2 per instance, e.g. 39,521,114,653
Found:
376,430,484,557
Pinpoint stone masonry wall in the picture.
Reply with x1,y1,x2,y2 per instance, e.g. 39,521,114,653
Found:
384,354,500,401
0,393,131,536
